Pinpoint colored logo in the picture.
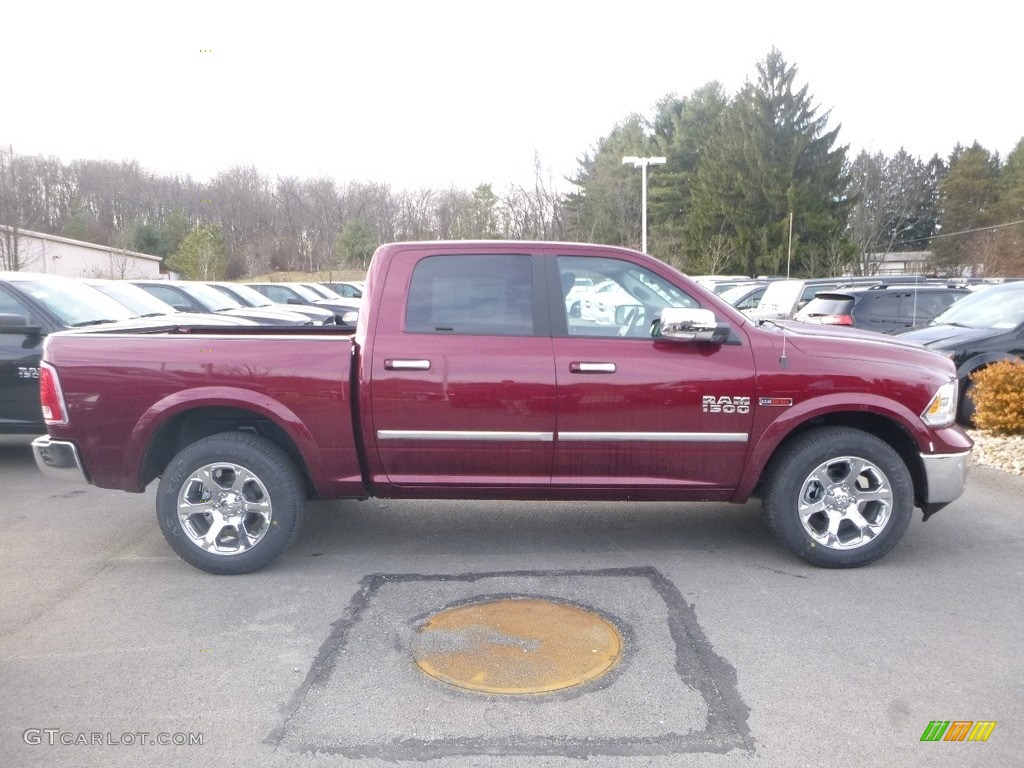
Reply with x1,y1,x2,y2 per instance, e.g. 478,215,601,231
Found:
920,721,997,742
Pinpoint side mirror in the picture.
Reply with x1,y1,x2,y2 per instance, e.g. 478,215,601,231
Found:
656,307,730,344
0,313,41,335
0,313,28,328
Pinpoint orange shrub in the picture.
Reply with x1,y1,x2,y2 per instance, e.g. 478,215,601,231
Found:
970,360,1024,434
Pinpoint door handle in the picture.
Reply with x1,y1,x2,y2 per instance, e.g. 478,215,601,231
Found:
385,359,431,371
569,362,616,373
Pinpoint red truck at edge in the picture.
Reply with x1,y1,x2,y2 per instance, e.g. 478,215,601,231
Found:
32,241,972,574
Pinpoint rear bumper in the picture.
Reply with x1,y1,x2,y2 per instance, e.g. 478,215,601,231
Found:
32,436,88,485
920,449,970,517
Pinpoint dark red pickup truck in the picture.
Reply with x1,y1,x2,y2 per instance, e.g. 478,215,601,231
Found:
32,241,972,573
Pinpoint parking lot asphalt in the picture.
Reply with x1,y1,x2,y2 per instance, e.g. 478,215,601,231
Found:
1,434,1021,767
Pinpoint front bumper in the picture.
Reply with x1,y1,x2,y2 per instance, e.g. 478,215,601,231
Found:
32,436,89,485
920,449,971,518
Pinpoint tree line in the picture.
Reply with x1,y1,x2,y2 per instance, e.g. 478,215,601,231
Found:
2,49,1022,279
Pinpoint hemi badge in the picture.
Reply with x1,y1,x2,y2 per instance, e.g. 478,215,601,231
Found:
759,397,793,407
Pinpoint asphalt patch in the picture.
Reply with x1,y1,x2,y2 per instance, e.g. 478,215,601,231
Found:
271,566,752,759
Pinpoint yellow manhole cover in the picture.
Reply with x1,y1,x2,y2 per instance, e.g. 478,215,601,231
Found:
412,597,623,694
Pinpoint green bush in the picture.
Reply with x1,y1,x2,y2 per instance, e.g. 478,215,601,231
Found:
970,360,1024,434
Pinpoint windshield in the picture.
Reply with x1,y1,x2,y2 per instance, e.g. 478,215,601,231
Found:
931,284,1024,329
92,281,177,316
21,278,137,326
719,284,759,304
305,283,343,299
285,283,324,301
219,283,273,307
181,283,244,311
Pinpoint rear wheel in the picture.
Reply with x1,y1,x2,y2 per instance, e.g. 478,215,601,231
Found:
762,428,913,568
156,432,304,574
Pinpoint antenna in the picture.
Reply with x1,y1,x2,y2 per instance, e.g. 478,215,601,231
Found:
780,212,793,369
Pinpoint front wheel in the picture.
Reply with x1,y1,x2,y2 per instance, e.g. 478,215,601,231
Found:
762,428,913,568
156,432,305,574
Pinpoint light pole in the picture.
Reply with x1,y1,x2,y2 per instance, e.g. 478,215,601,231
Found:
622,156,666,253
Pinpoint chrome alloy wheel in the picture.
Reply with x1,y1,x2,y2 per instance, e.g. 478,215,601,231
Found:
177,462,273,556
797,456,893,550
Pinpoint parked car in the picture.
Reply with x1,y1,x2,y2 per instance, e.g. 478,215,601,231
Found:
563,276,595,317
131,281,316,325
718,282,769,311
578,279,636,325
321,280,365,299
246,282,359,327
206,282,336,325
300,282,347,301
894,281,1024,423
691,275,754,294
794,284,970,334
2,272,250,435
744,278,858,322
743,276,942,322
84,279,259,327
32,240,971,573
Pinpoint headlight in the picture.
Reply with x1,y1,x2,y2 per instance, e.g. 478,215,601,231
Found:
921,380,958,427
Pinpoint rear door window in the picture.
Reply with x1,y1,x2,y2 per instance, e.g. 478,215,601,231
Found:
406,254,536,335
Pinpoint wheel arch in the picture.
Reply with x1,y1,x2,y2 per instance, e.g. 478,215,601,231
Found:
956,351,1021,381
748,411,926,510
956,352,1022,423
128,387,324,496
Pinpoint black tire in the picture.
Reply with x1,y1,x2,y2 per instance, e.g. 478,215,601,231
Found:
156,432,305,574
762,427,913,568
958,378,977,426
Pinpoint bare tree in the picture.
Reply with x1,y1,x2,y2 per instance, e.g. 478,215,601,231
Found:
846,149,940,275
691,230,738,275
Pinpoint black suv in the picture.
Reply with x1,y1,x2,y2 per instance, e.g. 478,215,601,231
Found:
894,281,1024,423
794,284,970,334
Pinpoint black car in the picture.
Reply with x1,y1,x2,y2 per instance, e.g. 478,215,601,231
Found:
2,272,246,434
321,280,364,299
894,282,1024,423
131,281,315,326
206,282,336,325
794,284,970,334
84,279,259,327
718,282,769,311
246,282,359,327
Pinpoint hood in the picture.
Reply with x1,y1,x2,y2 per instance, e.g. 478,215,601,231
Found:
756,320,955,374
891,324,1003,349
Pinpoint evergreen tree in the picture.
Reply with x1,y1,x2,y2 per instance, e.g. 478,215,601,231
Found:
565,115,655,248
166,225,228,280
335,219,377,269
647,84,729,267
984,139,1024,275
685,49,851,276
932,142,1001,275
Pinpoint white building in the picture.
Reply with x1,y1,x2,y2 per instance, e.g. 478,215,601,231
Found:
0,226,162,278
859,251,935,276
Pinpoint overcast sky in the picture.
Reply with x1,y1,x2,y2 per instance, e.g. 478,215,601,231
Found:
4,1,1021,192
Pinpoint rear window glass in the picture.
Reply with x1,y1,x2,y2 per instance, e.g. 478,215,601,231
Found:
799,295,854,315
406,255,534,335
